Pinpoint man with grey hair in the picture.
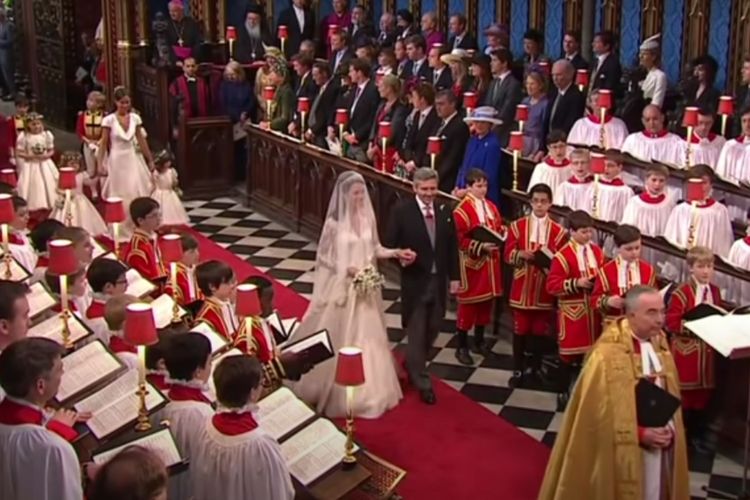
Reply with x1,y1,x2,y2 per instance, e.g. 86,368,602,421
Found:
385,168,459,405
540,285,689,500
376,12,397,48
545,59,586,136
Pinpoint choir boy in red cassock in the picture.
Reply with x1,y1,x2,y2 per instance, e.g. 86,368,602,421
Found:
165,232,202,308
527,130,572,196
192,355,294,500
104,294,139,368
554,148,592,209
125,197,167,282
504,183,567,387
0,338,83,500
76,90,105,199
666,245,722,452
546,210,605,408
590,224,656,329
85,257,128,343
194,260,239,341
168,57,211,121
6,96,29,167
161,332,214,499
453,169,504,365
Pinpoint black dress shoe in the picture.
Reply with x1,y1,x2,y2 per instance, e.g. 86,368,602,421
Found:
419,388,436,405
508,370,524,388
455,347,475,366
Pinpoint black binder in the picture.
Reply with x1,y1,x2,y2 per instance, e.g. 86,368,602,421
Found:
532,247,554,269
635,378,681,428
467,225,505,246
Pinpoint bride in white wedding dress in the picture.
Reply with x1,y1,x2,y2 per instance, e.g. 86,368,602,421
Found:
292,171,415,418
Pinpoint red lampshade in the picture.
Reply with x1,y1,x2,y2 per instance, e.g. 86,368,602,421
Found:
718,96,734,116
297,97,310,113
104,197,126,223
0,193,13,225
378,121,392,139
48,239,79,275
263,86,275,101
683,107,699,128
575,69,589,87
0,169,16,188
686,178,704,203
328,24,339,39
226,26,237,41
58,167,76,190
335,108,349,125
235,283,262,317
335,347,365,386
427,136,443,155
597,89,613,110
278,25,288,39
591,153,606,175
508,131,524,152
515,104,529,122
158,234,183,264
124,302,158,346
463,92,478,109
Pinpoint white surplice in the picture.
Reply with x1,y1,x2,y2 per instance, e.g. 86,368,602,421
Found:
592,178,634,222
9,230,38,273
0,422,82,500
715,136,750,183
555,176,593,210
680,133,726,170
726,237,750,304
527,157,572,195
621,130,683,166
664,200,734,257
50,171,108,236
567,114,629,150
621,192,678,279
192,416,294,500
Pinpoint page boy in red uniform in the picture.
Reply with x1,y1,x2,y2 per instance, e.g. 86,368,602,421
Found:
7,96,29,167
546,210,605,408
504,183,567,387
75,91,105,199
165,232,202,308
665,245,722,452
194,260,239,341
125,197,166,282
453,168,504,365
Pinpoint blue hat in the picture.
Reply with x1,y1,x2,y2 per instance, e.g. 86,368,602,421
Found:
463,106,503,125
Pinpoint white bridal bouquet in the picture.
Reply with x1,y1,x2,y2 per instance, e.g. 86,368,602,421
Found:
352,265,385,297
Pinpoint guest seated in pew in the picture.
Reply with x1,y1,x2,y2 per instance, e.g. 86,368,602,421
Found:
192,355,294,500
44,266,87,316
104,294,139,367
125,197,166,284
527,129,571,195
0,280,30,355
681,107,725,169
161,331,214,500
716,106,750,184
29,218,65,282
554,148,592,209
88,445,168,500
165,232,202,311
194,260,238,340
85,257,129,343
621,104,683,166
259,57,296,133
0,338,83,500
8,195,37,272
567,89,628,150
665,245,722,453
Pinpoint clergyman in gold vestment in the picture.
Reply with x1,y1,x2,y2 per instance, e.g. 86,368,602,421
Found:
539,285,689,500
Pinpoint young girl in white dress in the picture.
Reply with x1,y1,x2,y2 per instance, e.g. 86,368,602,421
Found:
292,171,414,419
50,151,108,236
151,151,189,226
16,113,59,212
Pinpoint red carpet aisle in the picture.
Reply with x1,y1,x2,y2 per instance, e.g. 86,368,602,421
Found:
188,228,550,499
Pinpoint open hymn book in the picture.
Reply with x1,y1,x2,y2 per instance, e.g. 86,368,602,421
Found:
191,321,231,355
91,424,186,475
684,309,750,359
150,293,188,329
267,311,300,345
74,369,167,440
28,312,93,346
56,341,126,405
28,282,56,319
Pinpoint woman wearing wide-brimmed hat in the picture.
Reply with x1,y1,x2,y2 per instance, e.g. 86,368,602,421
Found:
441,49,474,100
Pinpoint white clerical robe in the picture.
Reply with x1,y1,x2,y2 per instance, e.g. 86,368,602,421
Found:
621,130,683,166
664,200,734,258
567,114,629,151
193,418,295,500
715,137,750,183
527,157,572,195
681,133,726,170
592,178,634,222
726,237,750,304
621,192,679,280
555,176,592,210
0,423,82,500
9,231,38,274
161,393,214,500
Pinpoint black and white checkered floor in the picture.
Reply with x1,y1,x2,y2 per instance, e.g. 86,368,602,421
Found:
187,196,745,500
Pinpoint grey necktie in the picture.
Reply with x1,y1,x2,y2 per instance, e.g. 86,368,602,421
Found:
550,92,562,124
424,205,435,247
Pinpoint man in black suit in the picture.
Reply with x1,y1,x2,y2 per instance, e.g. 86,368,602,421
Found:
447,14,477,51
349,5,375,49
396,9,416,40
433,90,469,192
292,62,338,145
734,56,750,136
399,82,441,171
343,58,379,162
484,48,523,147
402,35,432,82
428,45,453,91
545,59,586,136
330,30,354,75
385,167,459,404
276,0,315,59
563,30,588,71
590,30,621,93
234,4,275,63
291,53,318,100
375,12,397,48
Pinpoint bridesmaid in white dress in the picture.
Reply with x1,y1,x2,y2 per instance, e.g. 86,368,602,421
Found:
49,151,108,236
292,172,415,419
151,151,189,226
97,86,155,238
16,113,59,211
